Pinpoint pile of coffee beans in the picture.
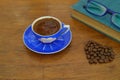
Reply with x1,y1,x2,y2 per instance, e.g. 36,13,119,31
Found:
84,40,115,64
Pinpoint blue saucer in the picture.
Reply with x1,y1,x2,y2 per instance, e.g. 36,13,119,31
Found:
23,25,72,54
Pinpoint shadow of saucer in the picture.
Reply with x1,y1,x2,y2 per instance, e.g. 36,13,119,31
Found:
24,43,72,63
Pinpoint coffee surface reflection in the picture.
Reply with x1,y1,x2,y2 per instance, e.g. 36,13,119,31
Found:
33,18,60,35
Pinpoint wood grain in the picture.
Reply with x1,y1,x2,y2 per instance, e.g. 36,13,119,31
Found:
0,0,120,80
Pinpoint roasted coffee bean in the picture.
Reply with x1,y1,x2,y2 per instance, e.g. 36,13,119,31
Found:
87,41,92,46
101,48,105,52
96,56,100,60
100,51,104,55
91,46,95,50
98,54,103,58
106,52,111,56
93,42,98,46
89,52,94,55
84,47,88,51
98,47,102,51
108,57,114,62
85,50,90,54
96,52,101,56
90,56,95,59
108,48,113,52
92,48,97,52
94,45,99,49
89,60,94,64
90,43,95,47
108,49,112,53
93,53,97,57
93,59,98,64
98,59,105,63
104,48,109,53
88,47,92,51
104,58,110,63
86,44,90,48
98,48,101,52
100,55,106,60
105,56,109,59
104,52,110,56
86,55,91,59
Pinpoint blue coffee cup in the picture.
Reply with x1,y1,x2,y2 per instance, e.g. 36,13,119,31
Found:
31,16,70,43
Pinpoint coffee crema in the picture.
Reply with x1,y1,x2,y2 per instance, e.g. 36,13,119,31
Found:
33,18,60,35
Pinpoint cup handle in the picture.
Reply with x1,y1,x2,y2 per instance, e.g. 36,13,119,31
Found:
62,25,70,35
55,24,70,38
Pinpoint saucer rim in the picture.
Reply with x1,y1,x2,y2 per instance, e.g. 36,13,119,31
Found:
23,25,72,54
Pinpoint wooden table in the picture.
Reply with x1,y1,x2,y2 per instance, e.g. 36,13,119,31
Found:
0,0,120,80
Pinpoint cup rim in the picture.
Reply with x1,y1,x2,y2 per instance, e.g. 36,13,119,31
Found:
31,16,62,37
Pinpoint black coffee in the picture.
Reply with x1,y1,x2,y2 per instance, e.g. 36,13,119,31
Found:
33,18,60,35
